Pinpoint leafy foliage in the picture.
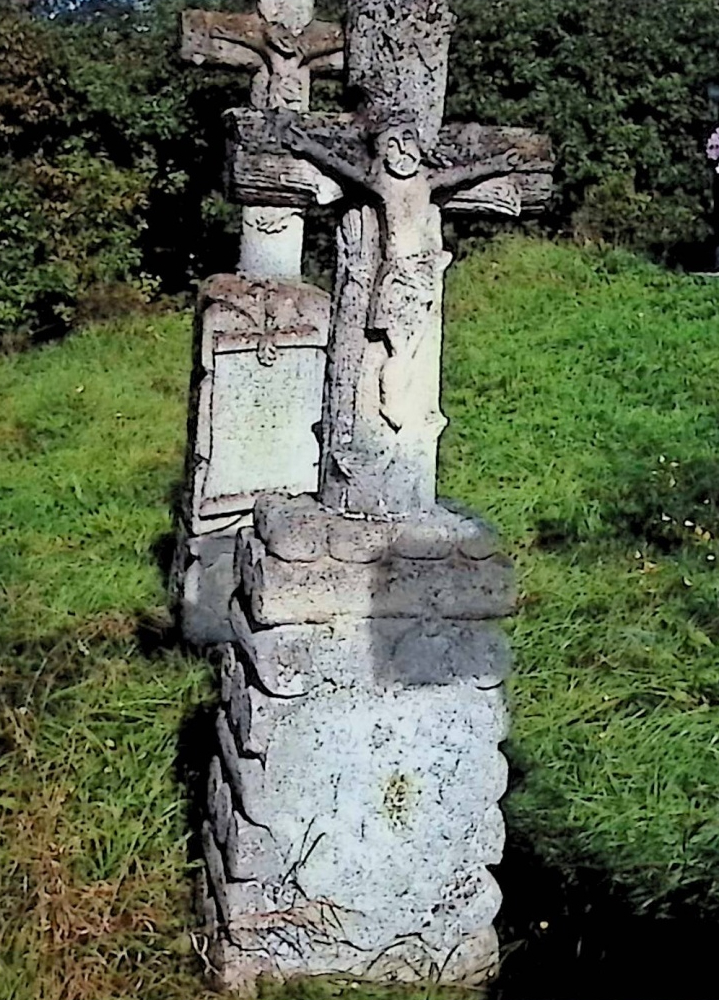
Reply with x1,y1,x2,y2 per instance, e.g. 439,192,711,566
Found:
3,0,719,343
448,0,719,256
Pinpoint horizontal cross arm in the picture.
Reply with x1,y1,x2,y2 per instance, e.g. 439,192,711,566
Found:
180,9,344,73
433,124,554,175
225,109,346,207
444,173,554,217
180,10,265,68
430,124,554,213
297,19,344,66
225,109,369,205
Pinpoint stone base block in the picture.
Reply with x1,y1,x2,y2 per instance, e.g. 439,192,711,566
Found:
173,530,238,646
201,620,510,991
239,496,516,626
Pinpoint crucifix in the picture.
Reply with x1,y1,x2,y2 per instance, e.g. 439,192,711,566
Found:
181,1,344,277
193,1,555,987
225,0,554,516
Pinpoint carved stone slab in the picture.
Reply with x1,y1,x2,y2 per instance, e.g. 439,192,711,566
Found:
189,275,330,534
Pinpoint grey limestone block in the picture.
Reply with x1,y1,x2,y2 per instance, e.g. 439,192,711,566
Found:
241,498,515,627
178,531,238,647
201,617,509,986
231,615,512,701
242,542,515,626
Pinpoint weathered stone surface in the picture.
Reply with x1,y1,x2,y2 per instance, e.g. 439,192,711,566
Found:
221,645,252,749
202,820,229,922
224,810,278,881
203,619,509,979
181,2,344,273
180,8,343,84
244,15,551,516
327,516,392,563
381,618,512,687
226,111,553,210
238,207,305,279
214,781,234,846
456,520,501,560
346,0,455,146
243,544,515,625
188,277,329,533
446,171,554,216
225,109,346,208
179,532,237,647
254,493,329,562
175,0,343,645
240,500,515,627
392,519,454,560
231,618,511,723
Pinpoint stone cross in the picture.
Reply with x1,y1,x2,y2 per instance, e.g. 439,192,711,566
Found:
193,0,554,991
174,0,345,645
181,1,343,277
225,0,553,516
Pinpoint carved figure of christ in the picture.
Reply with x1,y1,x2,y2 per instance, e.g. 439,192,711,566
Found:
271,113,520,511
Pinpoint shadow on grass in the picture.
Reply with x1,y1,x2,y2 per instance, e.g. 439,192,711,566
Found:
175,693,220,865
533,455,719,557
492,764,719,1000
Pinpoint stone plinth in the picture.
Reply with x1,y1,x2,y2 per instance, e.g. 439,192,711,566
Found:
174,278,330,646
197,496,515,989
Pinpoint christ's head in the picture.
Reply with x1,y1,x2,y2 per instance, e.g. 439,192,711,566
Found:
374,124,422,180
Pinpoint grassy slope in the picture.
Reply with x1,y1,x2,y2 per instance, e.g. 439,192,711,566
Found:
442,238,719,914
2,236,719,995
0,315,217,999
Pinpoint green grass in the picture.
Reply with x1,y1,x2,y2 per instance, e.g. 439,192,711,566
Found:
442,236,719,914
3,236,719,995
0,314,217,999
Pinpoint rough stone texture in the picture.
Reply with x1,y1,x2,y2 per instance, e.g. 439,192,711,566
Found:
199,630,509,987
241,536,515,625
174,1,345,645
229,2,552,516
175,274,330,642
187,276,329,532
178,532,237,647
181,3,344,273
183,0,554,992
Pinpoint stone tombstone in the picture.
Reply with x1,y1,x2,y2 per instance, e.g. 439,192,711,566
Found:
194,0,554,993
174,0,344,645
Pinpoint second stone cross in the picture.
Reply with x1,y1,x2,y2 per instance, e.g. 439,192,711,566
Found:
175,0,344,643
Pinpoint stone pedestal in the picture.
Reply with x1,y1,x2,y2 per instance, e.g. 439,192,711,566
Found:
197,495,515,989
173,278,330,646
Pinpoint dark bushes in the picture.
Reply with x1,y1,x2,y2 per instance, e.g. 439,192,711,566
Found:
2,0,719,344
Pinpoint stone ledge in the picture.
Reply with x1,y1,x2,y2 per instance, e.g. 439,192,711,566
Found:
240,495,515,626
253,493,501,563
239,541,515,627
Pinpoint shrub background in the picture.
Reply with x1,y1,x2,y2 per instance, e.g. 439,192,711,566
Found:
2,0,719,342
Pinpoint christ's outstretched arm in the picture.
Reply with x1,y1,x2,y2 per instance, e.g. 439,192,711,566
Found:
429,149,521,194
210,24,268,59
274,115,370,191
